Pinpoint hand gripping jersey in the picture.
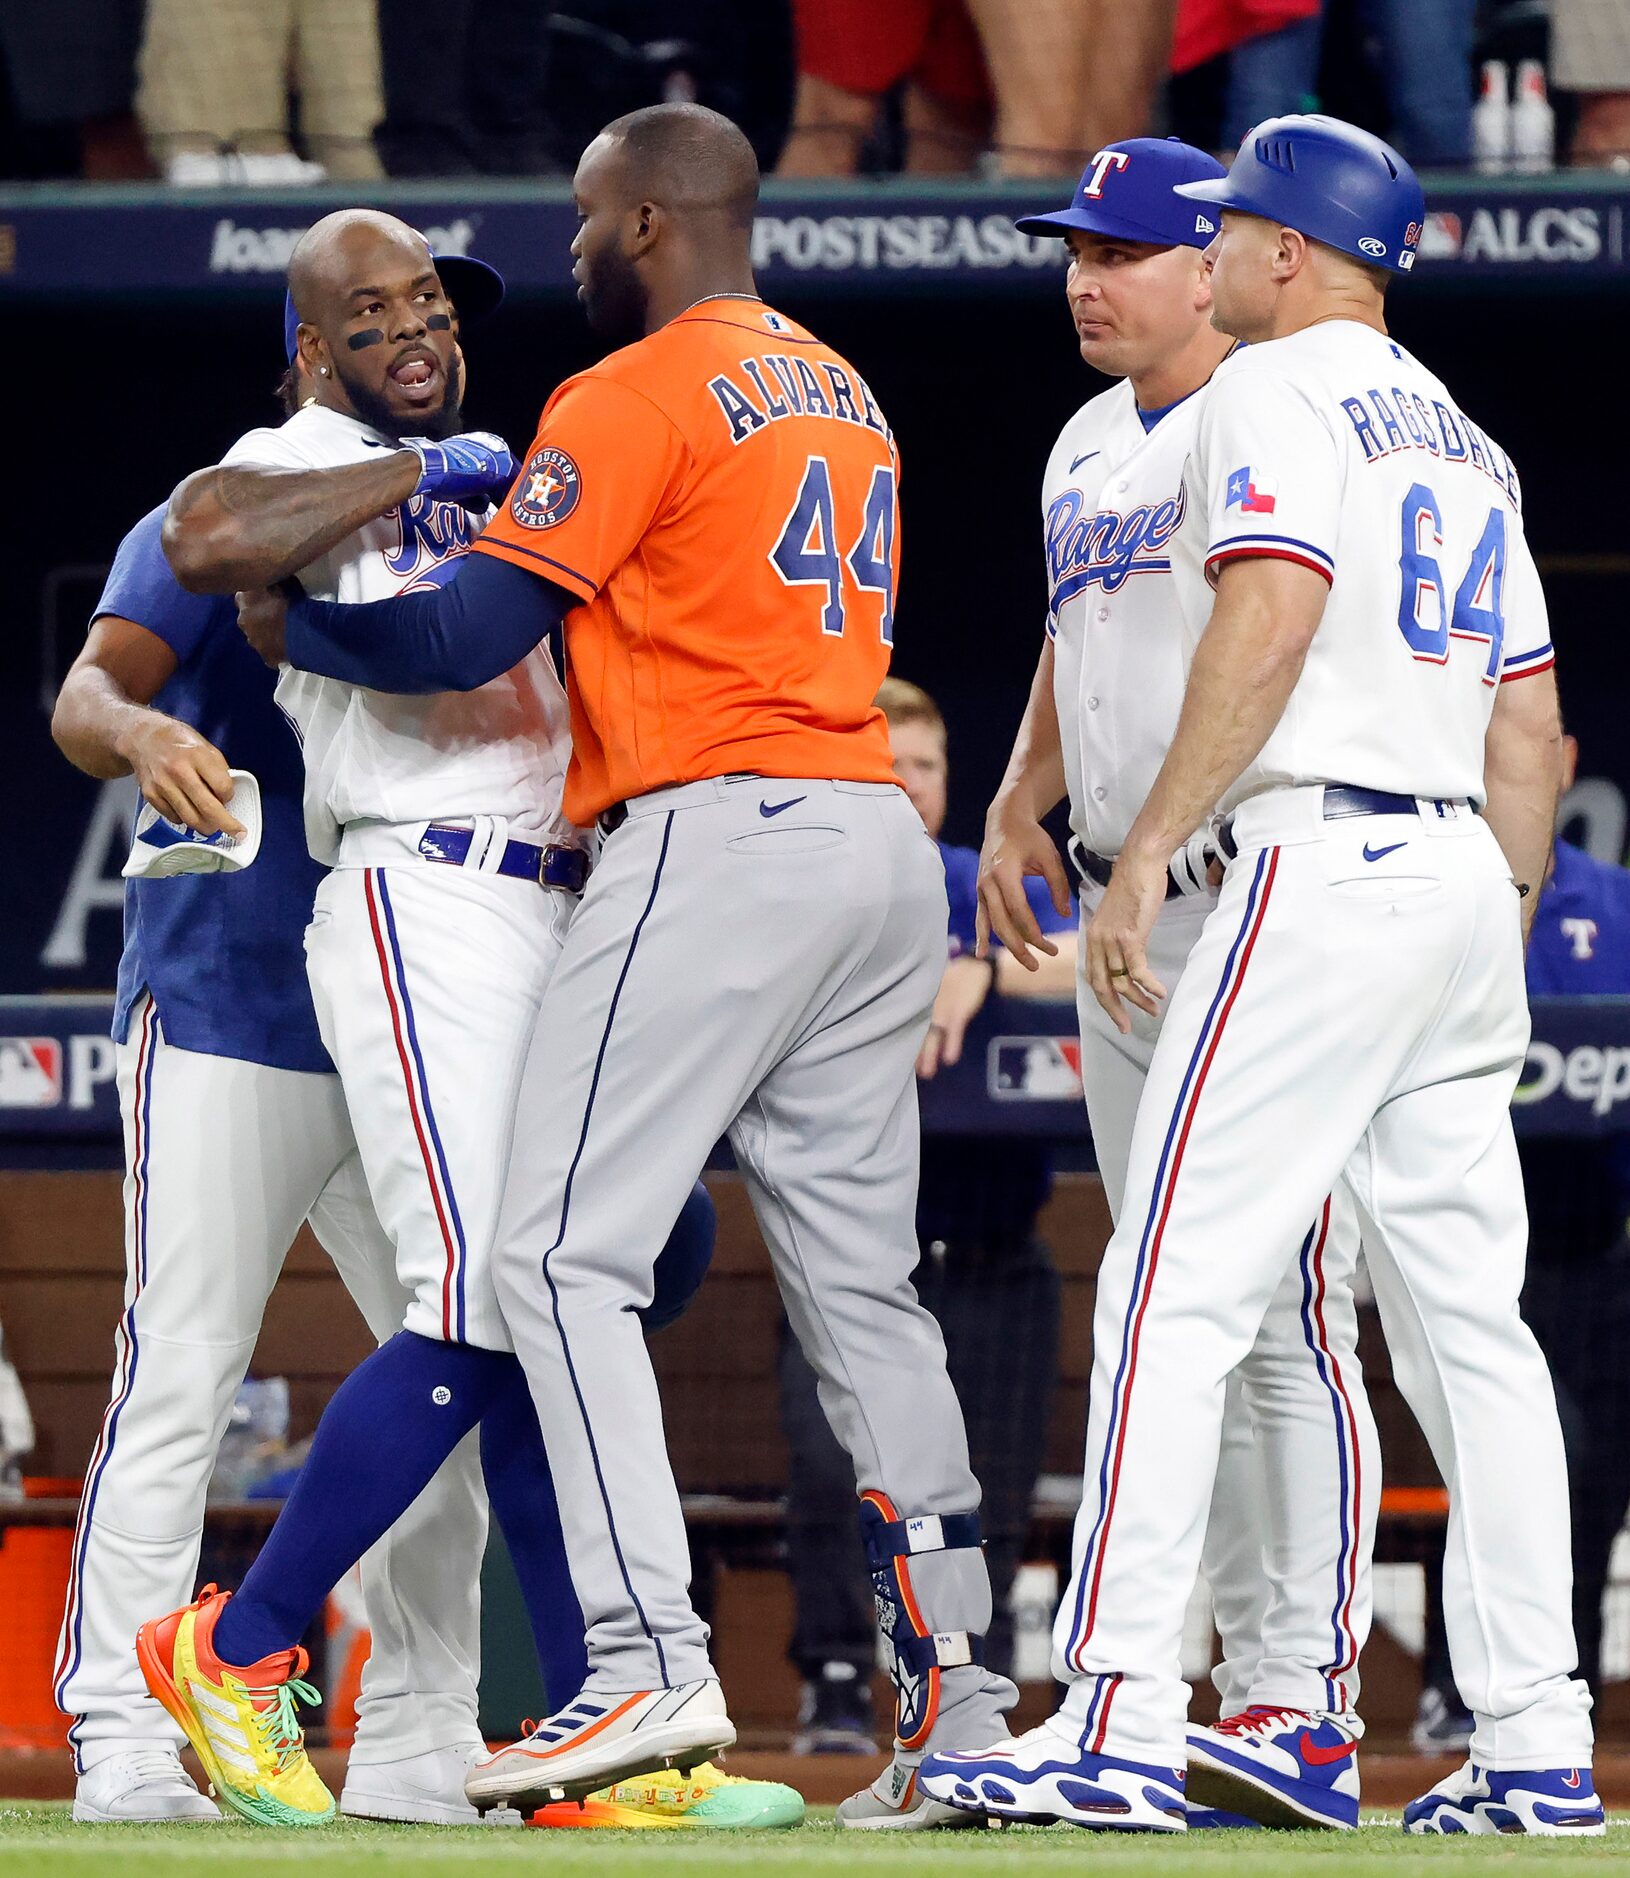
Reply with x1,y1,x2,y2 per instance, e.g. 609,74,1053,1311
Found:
221,403,574,863
1171,320,1553,812
1043,379,1198,858
471,298,900,825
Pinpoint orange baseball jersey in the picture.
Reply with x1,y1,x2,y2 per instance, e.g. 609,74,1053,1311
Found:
471,297,901,825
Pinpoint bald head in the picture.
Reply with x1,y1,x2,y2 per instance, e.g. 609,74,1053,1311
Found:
594,104,760,232
287,208,438,324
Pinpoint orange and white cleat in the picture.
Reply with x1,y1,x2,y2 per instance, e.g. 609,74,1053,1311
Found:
464,1681,736,1816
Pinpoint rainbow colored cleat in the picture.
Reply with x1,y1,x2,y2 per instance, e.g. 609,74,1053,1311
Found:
135,1585,334,1828
529,1760,805,1830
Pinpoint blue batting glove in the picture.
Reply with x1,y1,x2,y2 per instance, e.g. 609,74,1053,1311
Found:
399,432,516,504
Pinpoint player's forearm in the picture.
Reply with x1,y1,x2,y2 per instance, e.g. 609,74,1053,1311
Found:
164,456,421,594
1121,568,1319,863
283,550,564,693
996,932,1078,998
988,638,1067,827
51,666,158,780
1482,669,1564,940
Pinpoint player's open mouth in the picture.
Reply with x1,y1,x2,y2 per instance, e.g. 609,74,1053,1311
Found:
388,350,441,401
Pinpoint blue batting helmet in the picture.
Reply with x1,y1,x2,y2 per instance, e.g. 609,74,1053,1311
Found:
1174,114,1425,276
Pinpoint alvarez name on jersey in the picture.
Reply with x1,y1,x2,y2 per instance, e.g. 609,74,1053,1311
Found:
1171,320,1553,813
221,404,574,864
1043,376,1204,859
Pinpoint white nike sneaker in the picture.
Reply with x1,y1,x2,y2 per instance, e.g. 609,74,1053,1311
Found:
837,1753,980,1830
919,1719,1187,1832
465,1681,736,1814
1404,1760,1606,1836
341,1740,484,1824
72,1746,220,1822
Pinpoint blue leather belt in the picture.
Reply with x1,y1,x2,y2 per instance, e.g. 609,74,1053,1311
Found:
418,824,589,892
1320,785,1473,821
1217,786,1475,861
1070,839,1187,901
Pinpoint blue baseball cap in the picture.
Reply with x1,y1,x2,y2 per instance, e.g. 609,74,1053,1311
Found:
1015,137,1228,250
283,252,506,363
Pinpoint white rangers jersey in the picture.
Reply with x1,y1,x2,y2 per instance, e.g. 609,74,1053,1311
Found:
1043,377,1201,857
1171,320,1553,813
221,403,574,864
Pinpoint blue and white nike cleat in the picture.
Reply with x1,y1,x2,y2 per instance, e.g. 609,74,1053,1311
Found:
919,1721,1186,1831
1403,1761,1605,1836
1186,1705,1359,1830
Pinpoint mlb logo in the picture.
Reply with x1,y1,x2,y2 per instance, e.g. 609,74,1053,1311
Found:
0,1038,62,1109
990,1037,1083,1101
1226,466,1278,515
1419,212,1463,260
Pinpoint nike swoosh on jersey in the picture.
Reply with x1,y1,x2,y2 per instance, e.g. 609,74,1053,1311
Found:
1297,1733,1358,1767
1069,451,1101,473
760,796,807,818
1362,841,1407,862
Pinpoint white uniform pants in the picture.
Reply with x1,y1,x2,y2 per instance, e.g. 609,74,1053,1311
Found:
53,995,485,1771
1055,791,1592,1768
1077,888,1378,1724
305,845,571,1353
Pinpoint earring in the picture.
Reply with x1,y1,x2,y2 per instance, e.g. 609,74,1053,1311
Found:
319,366,329,377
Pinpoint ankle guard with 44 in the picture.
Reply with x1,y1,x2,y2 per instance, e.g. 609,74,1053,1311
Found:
859,1490,985,1749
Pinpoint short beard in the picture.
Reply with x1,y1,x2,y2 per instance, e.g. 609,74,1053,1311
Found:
584,257,649,350
332,350,465,440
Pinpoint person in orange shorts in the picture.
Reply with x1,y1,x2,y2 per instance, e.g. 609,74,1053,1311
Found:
232,101,1021,1832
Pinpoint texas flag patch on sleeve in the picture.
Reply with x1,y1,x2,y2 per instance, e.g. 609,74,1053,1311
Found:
1225,466,1278,514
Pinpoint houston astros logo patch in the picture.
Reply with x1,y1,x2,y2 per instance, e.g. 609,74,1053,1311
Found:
511,446,581,530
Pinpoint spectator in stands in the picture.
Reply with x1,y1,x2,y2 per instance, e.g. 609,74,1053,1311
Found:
1208,0,1475,164
1415,730,1630,1746
777,0,1176,178
776,678,1073,1750
374,0,553,177
135,0,383,183
1553,0,1630,165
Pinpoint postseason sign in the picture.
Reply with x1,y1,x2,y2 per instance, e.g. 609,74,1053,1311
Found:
1,181,1627,301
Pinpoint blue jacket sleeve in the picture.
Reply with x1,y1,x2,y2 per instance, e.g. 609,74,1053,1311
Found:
283,551,572,693
95,505,222,663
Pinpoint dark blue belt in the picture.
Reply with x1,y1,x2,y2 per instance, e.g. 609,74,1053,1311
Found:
1217,786,1475,861
1070,839,1187,901
1320,785,1473,821
418,824,589,892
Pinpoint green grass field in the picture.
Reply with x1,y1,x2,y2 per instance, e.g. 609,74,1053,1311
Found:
0,1807,1626,1877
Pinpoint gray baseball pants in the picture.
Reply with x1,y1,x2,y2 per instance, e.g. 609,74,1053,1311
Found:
493,773,1017,1749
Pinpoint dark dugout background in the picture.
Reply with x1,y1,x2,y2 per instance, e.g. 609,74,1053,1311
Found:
2,279,1626,995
